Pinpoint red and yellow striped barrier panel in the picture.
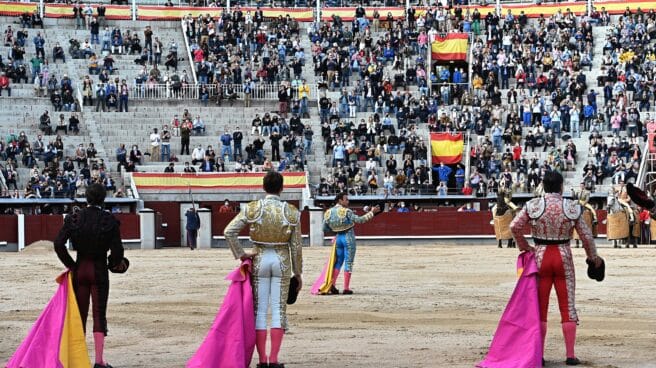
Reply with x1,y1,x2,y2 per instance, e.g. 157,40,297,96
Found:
132,172,307,191
0,2,37,17
137,6,313,21
44,4,131,20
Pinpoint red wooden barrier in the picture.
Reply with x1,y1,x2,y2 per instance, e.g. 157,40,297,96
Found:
24,215,64,245
145,202,180,246
212,212,244,237
0,215,18,243
114,213,140,240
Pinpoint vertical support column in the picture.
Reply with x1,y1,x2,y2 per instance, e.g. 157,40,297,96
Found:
17,213,25,252
132,0,137,21
227,0,231,13
197,208,212,249
315,0,320,26
308,207,325,247
496,0,501,17
139,209,156,249
39,0,44,19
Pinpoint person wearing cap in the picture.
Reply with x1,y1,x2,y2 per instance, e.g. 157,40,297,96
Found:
510,170,602,366
224,171,303,368
54,183,127,368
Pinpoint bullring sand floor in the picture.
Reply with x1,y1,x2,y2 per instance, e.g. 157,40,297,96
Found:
1,242,655,368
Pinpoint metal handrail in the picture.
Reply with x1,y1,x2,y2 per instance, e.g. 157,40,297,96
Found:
127,82,317,100
180,18,198,85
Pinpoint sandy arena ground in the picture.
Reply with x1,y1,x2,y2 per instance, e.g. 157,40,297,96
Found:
1,242,656,368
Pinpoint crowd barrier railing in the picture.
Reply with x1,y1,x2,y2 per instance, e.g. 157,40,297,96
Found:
124,82,318,100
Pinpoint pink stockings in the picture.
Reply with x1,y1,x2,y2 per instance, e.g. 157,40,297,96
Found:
93,332,105,365
541,321,578,359
255,328,285,364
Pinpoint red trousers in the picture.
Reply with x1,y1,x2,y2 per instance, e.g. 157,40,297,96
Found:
537,246,577,323
73,258,109,334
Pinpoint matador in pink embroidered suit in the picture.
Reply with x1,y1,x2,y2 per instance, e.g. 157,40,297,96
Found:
510,171,602,366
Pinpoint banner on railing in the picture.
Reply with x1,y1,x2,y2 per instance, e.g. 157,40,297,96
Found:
138,6,312,21
0,2,37,16
44,4,131,20
132,172,307,191
2,1,656,21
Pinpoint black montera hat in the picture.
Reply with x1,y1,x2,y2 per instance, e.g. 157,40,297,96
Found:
626,183,655,210
109,257,130,274
287,276,299,305
586,257,605,282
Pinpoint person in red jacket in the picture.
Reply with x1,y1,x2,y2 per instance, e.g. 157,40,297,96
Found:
0,73,11,97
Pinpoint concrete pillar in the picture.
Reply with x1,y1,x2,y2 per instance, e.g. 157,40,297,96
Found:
17,213,25,252
308,207,325,247
139,209,156,249
197,208,212,249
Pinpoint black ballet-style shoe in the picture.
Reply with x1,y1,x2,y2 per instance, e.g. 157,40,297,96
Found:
93,364,114,368
328,286,339,295
255,364,268,368
542,357,545,366
342,289,353,295
565,357,581,365
269,364,285,368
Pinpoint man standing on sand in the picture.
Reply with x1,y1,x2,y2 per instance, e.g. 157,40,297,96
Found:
314,193,380,295
53,183,128,368
185,207,200,250
510,171,603,366
224,171,303,368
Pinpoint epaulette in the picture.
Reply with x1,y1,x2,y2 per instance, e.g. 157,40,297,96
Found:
283,203,300,226
526,197,546,220
99,210,119,233
245,200,263,223
563,198,582,221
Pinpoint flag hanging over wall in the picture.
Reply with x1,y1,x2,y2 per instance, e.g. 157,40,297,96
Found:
6,271,91,368
431,33,468,61
430,132,464,164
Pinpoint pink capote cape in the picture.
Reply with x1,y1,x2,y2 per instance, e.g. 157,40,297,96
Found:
477,251,542,368
6,270,91,368
187,260,256,368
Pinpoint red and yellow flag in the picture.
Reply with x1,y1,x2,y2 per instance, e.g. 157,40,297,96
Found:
132,172,307,191
431,33,468,62
430,133,464,165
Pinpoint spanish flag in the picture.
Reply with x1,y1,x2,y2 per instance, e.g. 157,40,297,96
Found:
6,271,91,368
431,33,468,62
431,132,464,165
132,172,307,191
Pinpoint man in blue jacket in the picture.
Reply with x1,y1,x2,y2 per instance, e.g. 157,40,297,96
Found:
185,207,201,250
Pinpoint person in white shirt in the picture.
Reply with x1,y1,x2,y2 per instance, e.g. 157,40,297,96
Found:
149,128,161,162
191,144,204,165
192,116,205,135
365,158,377,172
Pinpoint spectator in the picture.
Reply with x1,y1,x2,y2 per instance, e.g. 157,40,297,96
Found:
0,73,10,97
150,128,161,162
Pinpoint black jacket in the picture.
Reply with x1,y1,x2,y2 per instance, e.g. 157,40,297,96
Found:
54,207,124,270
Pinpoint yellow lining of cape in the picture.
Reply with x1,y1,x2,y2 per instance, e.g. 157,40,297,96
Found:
317,238,337,294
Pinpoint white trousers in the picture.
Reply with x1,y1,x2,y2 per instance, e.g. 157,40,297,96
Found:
254,248,289,330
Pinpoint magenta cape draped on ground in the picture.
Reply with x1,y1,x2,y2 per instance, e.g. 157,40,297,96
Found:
187,260,256,368
478,251,542,368
6,270,90,368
